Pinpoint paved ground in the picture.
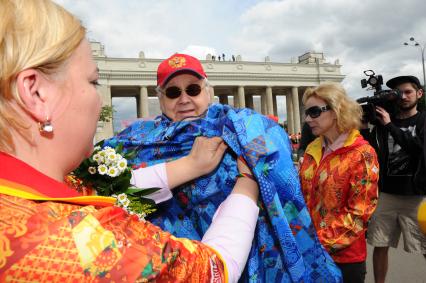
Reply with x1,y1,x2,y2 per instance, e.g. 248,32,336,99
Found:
365,243,426,283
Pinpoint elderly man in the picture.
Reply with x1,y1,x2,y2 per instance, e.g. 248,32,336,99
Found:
105,53,342,282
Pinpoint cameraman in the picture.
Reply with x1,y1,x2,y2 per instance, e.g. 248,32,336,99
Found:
361,76,426,283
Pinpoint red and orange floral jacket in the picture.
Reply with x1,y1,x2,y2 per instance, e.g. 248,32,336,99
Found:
299,129,379,263
0,152,227,282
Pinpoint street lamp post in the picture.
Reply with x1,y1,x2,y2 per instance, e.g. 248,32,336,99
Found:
404,37,426,104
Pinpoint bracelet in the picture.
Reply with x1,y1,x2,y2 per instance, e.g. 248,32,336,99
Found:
237,172,255,181
237,156,255,181
238,155,248,166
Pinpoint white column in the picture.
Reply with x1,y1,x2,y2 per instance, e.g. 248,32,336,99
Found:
266,86,273,115
95,84,113,141
139,86,149,118
273,94,278,116
233,89,239,108
291,86,301,134
286,92,294,134
238,86,245,108
261,94,267,114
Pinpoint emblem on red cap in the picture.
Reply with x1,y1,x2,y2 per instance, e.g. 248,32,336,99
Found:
157,53,207,87
168,56,186,69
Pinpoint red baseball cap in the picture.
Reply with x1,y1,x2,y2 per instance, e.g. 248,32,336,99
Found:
267,114,279,123
157,53,207,87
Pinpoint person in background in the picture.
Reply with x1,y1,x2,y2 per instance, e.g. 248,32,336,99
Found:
105,53,342,281
362,75,426,283
0,1,260,282
297,122,316,164
299,82,379,283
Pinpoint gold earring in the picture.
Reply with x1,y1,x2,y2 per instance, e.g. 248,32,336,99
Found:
39,117,53,133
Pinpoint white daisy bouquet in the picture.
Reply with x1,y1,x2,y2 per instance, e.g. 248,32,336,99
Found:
70,142,158,218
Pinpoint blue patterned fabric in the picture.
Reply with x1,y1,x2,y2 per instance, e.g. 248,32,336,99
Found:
105,104,342,282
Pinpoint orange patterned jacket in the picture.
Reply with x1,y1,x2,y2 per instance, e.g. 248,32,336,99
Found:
299,130,379,263
0,152,227,282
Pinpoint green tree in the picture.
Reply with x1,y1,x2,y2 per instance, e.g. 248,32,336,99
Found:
99,105,115,122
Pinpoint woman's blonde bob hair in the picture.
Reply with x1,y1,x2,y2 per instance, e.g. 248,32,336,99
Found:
0,0,86,152
302,82,362,133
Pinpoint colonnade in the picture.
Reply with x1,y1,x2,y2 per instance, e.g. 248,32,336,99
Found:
100,84,304,137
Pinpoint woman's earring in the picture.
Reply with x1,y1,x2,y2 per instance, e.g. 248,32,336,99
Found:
39,117,53,133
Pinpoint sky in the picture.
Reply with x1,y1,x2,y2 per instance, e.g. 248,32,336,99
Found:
55,0,426,129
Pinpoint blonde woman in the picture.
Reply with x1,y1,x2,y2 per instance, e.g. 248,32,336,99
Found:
299,82,379,283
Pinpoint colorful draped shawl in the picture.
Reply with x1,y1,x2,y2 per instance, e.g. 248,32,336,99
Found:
0,152,226,282
105,104,342,282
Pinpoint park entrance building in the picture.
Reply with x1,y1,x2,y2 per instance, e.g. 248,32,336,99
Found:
91,42,344,142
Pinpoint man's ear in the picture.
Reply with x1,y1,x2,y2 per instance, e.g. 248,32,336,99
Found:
15,69,48,122
207,86,213,103
418,88,424,99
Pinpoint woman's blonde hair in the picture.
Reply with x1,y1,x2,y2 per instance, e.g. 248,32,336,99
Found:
0,0,86,152
302,82,362,132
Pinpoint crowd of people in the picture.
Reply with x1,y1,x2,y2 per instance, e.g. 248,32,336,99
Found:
211,53,237,61
1,0,425,282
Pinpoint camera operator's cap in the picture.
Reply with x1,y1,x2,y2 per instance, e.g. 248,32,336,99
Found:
157,53,207,87
386,75,421,89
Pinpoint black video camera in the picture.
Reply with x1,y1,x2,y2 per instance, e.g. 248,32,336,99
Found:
357,70,402,124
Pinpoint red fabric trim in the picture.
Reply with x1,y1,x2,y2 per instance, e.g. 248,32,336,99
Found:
0,152,80,198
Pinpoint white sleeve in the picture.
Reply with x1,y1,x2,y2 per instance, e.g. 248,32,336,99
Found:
130,163,173,204
201,194,259,283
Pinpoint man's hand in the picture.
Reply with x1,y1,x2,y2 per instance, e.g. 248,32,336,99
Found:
186,136,228,176
166,136,228,189
375,106,391,126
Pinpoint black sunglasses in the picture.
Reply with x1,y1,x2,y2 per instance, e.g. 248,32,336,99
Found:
305,105,330,118
164,83,203,99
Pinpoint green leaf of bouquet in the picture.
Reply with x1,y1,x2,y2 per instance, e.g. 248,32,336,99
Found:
121,170,132,179
126,195,157,215
112,177,131,191
115,143,123,153
125,187,161,196
125,149,138,159
95,140,105,148
138,196,157,206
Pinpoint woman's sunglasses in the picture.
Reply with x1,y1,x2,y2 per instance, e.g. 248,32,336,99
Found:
305,105,330,119
164,83,203,99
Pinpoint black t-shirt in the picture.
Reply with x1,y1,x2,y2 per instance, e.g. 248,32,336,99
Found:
384,113,421,194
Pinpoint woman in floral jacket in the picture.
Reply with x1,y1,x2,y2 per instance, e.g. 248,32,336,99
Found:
299,82,379,283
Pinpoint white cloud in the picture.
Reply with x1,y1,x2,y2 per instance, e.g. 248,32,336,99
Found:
228,0,426,98
181,45,218,60
56,0,426,100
